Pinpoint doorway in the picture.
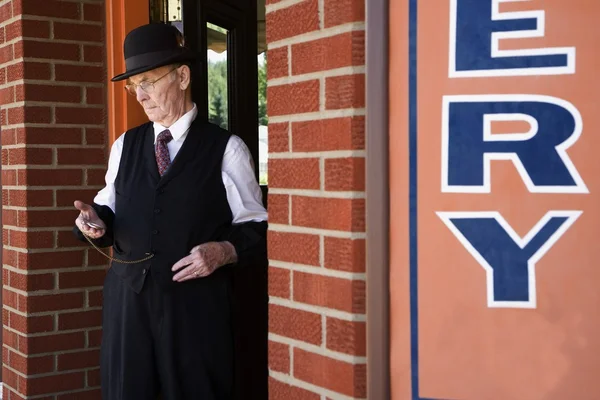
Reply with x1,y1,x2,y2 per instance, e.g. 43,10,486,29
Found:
148,0,269,399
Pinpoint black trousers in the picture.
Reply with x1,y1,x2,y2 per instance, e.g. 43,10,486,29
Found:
100,267,234,400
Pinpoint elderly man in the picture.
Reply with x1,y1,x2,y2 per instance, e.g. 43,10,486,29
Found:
72,23,268,400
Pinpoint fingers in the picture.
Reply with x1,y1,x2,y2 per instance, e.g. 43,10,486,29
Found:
172,264,208,282
74,200,92,212
172,254,193,272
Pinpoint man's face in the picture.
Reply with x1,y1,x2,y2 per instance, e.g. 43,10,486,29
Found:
127,65,186,126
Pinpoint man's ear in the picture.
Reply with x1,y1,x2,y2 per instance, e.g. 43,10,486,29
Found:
179,65,191,90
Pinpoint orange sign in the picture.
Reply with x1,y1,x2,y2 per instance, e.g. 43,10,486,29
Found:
390,1,600,399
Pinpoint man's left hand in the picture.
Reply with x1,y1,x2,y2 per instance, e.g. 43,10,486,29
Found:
171,241,237,282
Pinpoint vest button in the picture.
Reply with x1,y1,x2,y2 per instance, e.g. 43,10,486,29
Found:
154,209,161,214
142,268,147,275
152,229,159,234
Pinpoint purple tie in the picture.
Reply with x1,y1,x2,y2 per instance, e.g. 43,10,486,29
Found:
155,129,173,176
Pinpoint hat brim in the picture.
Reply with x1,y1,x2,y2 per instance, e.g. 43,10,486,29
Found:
111,50,199,82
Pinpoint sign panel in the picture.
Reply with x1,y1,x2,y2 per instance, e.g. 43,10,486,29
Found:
390,1,600,399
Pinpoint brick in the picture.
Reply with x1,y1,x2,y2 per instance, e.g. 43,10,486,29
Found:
268,122,288,153
266,0,319,42
8,148,52,165
9,312,53,334
9,230,53,249
0,43,12,64
86,87,104,105
2,128,15,146
5,20,51,42
9,271,54,291
269,304,321,345
293,272,365,313
57,349,100,371
58,389,102,400
88,329,102,347
7,106,51,124
292,196,365,231
324,237,365,272
20,126,82,145
55,64,105,83
83,3,103,22
3,288,18,310
7,62,51,81
22,169,82,186
59,269,106,289
268,267,290,299
21,332,85,354
3,327,19,350
85,128,106,145
3,209,17,226
18,209,79,228
3,248,17,268
0,66,6,84
269,341,290,373
23,83,81,103
21,292,84,313
9,351,53,375
58,310,102,331
15,0,80,20
266,194,288,224
56,189,99,207
326,318,366,356
57,148,105,165
0,108,6,125
293,348,366,397
19,39,80,61
325,157,365,191
87,168,107,185
268,231,319,266
88,289,103,308
84,45,104,63
0,86,13,104
268,80,319,116
54,22,103,42
55,107,104,125
292,117,365,152
267,47,288,80
0,26,4,44
268,377,320,400
326,74,365,109
19,251,84,270
269,158,320,189
0,3,11,23
325,0,365,27
1,150,8,167
57,230,87,248
23,371,85,396
2,367,18,396
292,32,365,75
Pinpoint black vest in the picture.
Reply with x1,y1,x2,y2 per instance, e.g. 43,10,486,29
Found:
110,119,233,293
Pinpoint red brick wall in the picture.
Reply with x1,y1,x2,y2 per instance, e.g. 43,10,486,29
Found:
266,0,366,397
0,0,107,398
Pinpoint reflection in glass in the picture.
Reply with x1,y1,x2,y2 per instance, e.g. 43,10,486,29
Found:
258,52,268,185
149,0,183,32
207,23,229,130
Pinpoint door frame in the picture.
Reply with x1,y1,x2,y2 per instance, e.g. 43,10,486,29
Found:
365,0,391,397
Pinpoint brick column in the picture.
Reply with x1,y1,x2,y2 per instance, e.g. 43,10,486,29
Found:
0,0,107,398
266,0,366,398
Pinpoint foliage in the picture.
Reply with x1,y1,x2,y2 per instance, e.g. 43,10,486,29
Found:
207,54,268,129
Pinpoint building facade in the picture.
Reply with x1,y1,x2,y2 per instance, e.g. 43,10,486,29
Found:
2,0,599,399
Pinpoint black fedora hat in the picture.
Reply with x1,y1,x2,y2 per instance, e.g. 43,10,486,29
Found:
111,23,198,82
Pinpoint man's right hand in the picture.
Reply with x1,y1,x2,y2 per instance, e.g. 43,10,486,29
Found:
74,200,106,239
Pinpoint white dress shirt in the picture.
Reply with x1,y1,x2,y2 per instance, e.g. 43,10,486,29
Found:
94,104,268,223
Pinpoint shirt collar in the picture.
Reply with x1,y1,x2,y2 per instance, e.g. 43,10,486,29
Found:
153,103,198,143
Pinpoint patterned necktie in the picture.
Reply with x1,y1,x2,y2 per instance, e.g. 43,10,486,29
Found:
155,129,173,176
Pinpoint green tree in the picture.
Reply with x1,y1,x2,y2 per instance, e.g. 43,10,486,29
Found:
258,55,268,125
208,59,228,129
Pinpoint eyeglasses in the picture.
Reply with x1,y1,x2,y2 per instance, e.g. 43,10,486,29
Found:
124,67,179,96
